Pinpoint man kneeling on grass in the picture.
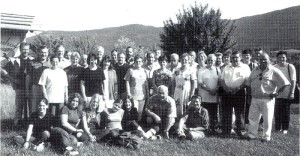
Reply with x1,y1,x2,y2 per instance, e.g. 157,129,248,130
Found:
14,98,54,152
177,95,209,140
144,85,176,139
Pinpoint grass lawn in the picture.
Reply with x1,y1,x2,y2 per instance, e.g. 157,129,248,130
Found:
1,84,299,156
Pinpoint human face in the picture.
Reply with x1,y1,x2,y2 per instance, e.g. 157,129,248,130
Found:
231,54,241,67
255,50,263,61
191,97,201,110
51,58,59,69
125,99,132,109
112,102,122,111
158,88,167,100
97,48,104,59
277,54,287,65
56,47,65,59
207,57,215,67
135,58,143,68
189,52,196,62
126,48,133,57
216,56,222,66
242,54,251,63
155,50,161,59
259,54,269,70
111,51,118,62
147,53,155,64
21,45,30,57
181,56,189,67
223,56,230,65
66,52,72,60
159,60,168,68
39,48,49,61
89,56,98,67
118,53,126,65
103,60,111,69
71,56,79,66
81,54,88,65
90,98,99,109
70,97,79,109
198,54,206,63
38,101,48,114
170,56,178,66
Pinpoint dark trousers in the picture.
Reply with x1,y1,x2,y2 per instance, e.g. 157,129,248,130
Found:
245,86,251,124
275,98,291,131
221,89,246,135
202,102,218,130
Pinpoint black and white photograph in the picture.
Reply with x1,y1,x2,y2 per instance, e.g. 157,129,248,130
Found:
1,0,299,155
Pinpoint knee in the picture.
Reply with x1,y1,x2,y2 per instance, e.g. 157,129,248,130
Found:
42,131,51,138
146,117,153,124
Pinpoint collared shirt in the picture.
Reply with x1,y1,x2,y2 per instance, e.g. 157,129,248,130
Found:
28,58,51,85
184,107,209,129
167,63,182,73
146,95,177,118
221,63,251,89
198,66,220,103
247,65,290,99
142,63,160,78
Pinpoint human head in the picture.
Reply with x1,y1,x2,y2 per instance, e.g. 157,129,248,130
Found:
170,53,179,66
254,48,263,62
20,42,30,57
146,51,155,64
55,45,65,59
50,55,59,69
118,52,126,65
154,49,162,60
88,94,101,111
87,53,98,66
197,51,207,64
215,52,223,66
96,46,105,60
207,54,216,68
68,93,83,109
157,85,168,100
242,49,252,63
112,99,123,112
190,95,202,110
38,98,49,113
102,55,112,69
80,54,88,67
276,51,288,65
126,46,134,58
134,54,144,68
223,50,232,65
189,51,196,63
38,45,49,61
230,51,241,67
71,52,81,66
259,52,271,70
65,51,72,60
111,49,118,63
122,97,135,110
181,53,190,67
158,55,168,68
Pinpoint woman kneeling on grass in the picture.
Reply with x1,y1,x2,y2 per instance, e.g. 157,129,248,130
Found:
14,98,54,152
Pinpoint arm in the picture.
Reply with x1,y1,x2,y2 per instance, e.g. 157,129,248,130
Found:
288,80,296,99
152,75,158,94
41,85,48,100
81,113,96,142
23,124,33,149
190,79,196,98
178,115,188,132
64,86,68,103
145,108,161,123
61,114,82,133
125,80,131,98
80,80,87,102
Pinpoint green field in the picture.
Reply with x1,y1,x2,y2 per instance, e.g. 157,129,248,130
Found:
1,84,299,156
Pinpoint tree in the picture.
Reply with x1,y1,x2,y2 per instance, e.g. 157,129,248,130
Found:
114,36,136,52
71,31,97,54
31,34,64,55
160,2,236,56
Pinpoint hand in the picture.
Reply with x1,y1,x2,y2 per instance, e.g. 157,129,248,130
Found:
89,134,96,142
23,141,30,149
127,93,132,99
188,128,194,131
1,69,8,76
268,93,278,99
288,92,294,100
83,96,87,102
76,129,84,133
153,115,161,123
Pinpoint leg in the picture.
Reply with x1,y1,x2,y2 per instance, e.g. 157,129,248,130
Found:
261,98,275,140
137,100,145,121
247,98,262,139
187,130,205,140
221,93,233,135
274,98,283,131
282,99,291,131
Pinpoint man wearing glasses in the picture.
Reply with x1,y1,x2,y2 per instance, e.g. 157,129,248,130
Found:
244,52,289,142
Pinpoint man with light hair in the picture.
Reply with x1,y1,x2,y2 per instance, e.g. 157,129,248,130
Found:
244,52,289,142
189,51,198,72
54,45,71,69
215,52,223,68
125,46,134,65
96,46,105,66
167,53,181,73
144,85,176,139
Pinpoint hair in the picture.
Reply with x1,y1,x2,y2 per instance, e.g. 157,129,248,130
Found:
50,55,59,62
157,85,168,94
146,51,155,58
97,46,104,52
158,55,168,62
191,95,202,101
101,55,114,70
181,53,190,62
254,47,263,52
260,52,271,64
113,98,123,107
111,49,118,54
68,93,83,108
207,54,216,61
134,54,144,62
242,49,252,55
215,52,223,57
86,94,102,111
231,50,241,57
71,52,81,59
189,50,196,56
87,53,97,65
20,42,30,50
170,53,179,60
39,45,48,52
55,45,65,52
39,98,49,105
276,50,287,57
122,97,135,110
223,49,232,57
126,46,132,51
197,50,207,63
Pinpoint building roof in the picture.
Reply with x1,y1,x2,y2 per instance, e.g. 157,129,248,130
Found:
1,13,42,31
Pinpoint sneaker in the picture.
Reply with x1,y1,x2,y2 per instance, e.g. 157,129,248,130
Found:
283,130,288,134
64,149,79,156
261,138,271,143
35,142,45,152
177,131,186,139
230,129,237,135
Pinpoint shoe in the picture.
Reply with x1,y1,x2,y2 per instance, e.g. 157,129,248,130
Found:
230,129,237,135
76,142,83,147
283,130,288,134
35,142,45,152
162,131,170,139
261,138,271,142
240,135,254,141
178,131,186,139
64,149,79,156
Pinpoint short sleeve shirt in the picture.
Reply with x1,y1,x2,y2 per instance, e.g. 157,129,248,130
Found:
82,67,105,97
64,66,84,94
28,59,51,85
198,67,220,103
274,63,296,98
101,108,124,130
185,107,209,129
29,112,54,136
153,68,173,87
60,106,84,129
221,63,251,89
146,95,177,118
124,68,149,100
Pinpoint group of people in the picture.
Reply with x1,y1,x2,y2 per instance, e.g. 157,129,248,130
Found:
1,43,297,155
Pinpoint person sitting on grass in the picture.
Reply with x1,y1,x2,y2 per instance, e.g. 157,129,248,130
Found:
144,85,176,139
14,98,55,152
177,95,209,140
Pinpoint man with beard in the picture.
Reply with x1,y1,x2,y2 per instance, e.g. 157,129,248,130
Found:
114,52,130,100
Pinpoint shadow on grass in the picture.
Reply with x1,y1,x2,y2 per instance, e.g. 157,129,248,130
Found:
290,104,299,114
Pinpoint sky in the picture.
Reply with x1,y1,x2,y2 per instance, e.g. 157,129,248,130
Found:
1,0,300,31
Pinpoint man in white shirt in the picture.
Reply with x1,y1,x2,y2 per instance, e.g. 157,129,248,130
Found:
167,53,181,73
220,51,251,137
55,45,71,69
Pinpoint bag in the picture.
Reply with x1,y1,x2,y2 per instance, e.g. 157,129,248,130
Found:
115,132,142,149
287,64,300,104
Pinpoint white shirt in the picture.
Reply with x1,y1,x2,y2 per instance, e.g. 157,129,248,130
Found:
198,67,220,103
221,63,251,89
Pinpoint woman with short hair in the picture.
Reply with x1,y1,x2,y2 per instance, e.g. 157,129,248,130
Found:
152,55,173,94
